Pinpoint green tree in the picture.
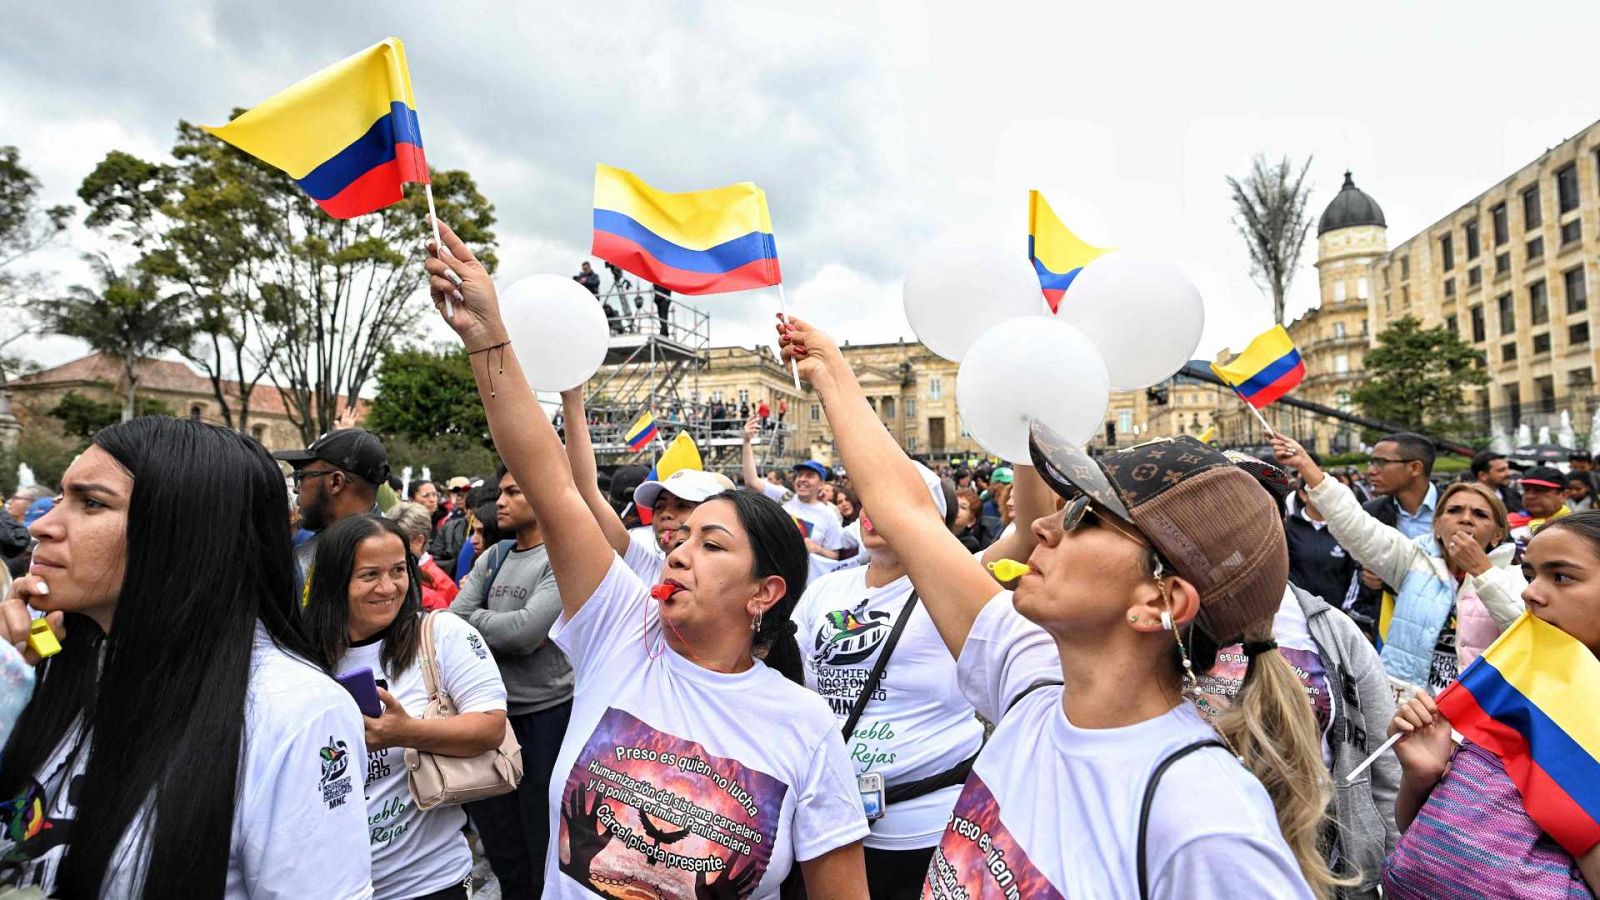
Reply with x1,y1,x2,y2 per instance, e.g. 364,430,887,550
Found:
0,146,72,387
37,255,194,421
1227,155,1315,326
78,119,498,442
365,345,488,444
48,390,172,439
1351,315,1489,438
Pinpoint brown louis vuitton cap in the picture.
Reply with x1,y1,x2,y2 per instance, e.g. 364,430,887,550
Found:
1028,423,1287,644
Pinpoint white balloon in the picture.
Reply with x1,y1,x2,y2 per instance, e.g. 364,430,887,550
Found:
498,274,610,391
1054,251,1204,391
903,231,1046,362
957,316,1110,461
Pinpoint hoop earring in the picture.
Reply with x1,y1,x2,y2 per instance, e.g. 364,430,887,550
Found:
1159,610,1174,632
751,612,762,633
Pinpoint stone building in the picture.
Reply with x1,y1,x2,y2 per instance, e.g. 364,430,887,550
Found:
8,352,355,452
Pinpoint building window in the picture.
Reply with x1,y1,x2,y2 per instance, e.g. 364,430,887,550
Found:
1440,234,1454,271
1333,281,1346,302
1532,333,1551,355
928,376,942,400
1400,256,1410,280
1530,279,1549,325
1565,266,1588,313
905,398,915,418
907,435,918,452
189,404,203,421
1357,277,1369,299
1570,322,1590,346
1522,184,1542,230
1536,376,1556,414
1468,265,1482,288
809,403,820,422
1382,268,1390,288
1401,285,1409,305
1334,354,1349,374
1492,203,1509,245
737,389,749,406
1505,383,1522,426
1446,315,1458,335
1444,277,1456,297
1465,220,1481,259
1557,164,1580,214
1503,341,1518,362
1117,410,1134,434
1496,252,1511,275
1333,321,1346,339
882,397,896,419
1527,236,1545,262
1470,305,1486,342
1498,293,1515,333
1561,219,1582,245
251,423,267,442
710,390,722,403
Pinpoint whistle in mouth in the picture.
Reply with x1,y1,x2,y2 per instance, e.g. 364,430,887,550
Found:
987,559,1032,581
650,583,677,601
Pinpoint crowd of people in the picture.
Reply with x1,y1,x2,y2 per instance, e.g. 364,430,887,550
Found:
0,219,1596,899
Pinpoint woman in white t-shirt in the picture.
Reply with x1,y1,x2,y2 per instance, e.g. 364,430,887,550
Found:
780,317,1343,899
0,417,373,898
423,221,870,899
793,461,1052,899
303,515,509,900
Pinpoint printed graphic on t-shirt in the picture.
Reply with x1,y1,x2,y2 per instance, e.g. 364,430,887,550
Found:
0,775,71,883
320,736,356,810
558,708,787,899
1194,645,1333,734
923,774,1063,900
806,599,903,770
1428,613,1458,696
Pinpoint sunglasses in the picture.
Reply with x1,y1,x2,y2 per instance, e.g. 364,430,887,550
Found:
1061,494,1171,573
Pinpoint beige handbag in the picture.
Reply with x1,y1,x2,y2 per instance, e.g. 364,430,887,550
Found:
405,611,524,810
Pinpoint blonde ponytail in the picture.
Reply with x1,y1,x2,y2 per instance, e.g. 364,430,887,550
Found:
1214,627,1355,900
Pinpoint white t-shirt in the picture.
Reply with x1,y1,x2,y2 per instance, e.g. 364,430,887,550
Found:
923,594,1313,900
335,612,507,900
624,524,667,587
0,625,374,898
791,567,983,850
545,555,869,899
1195,587,1338,766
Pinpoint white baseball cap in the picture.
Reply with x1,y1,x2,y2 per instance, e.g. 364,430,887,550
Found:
633,469,736,510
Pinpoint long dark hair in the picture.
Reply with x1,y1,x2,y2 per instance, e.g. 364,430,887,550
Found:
0,417,318,897
303,514,424,678
707,490,808,685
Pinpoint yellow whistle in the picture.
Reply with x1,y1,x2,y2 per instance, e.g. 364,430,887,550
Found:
27,618,62,659
987,559,1032,581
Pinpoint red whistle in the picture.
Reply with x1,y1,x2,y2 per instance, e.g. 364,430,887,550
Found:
650,583,676,601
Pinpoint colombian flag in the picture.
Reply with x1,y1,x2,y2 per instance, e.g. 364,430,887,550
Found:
624,412,658,451
1028,190,1108,314
1210,326,1305,409
790,515,814,539
591,164,781,295
203,38,428,219
1435,613,1600,856
637,433,702,526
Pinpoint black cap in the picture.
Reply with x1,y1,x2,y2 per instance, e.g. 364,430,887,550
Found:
609,464,650,506
1521,466,1565,490
273,429,391,486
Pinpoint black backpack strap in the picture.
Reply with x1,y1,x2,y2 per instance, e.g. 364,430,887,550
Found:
1002,678,1064,717
840,591,921,741
884,751,979,804
1137,739,1227,900
482,539,517,592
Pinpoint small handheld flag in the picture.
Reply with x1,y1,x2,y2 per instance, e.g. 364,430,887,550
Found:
1210,325,1305,410
1433,613,1600,857
1028,190,1108,314
203,38,428,220
592,164,781,295
624,412,659,451
637,432,703,527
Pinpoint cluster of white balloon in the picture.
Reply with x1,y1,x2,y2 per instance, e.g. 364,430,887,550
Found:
905,235,1206,461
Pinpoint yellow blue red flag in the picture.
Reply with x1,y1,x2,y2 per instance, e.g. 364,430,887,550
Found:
1028,190,1108,314
624,412,658,451
1436,612,1600,856
592,164,781,295
650,433,702,482
1209,325,1305,409
203,37,428,219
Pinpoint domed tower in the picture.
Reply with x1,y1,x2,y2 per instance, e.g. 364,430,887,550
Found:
1299,172,1388,452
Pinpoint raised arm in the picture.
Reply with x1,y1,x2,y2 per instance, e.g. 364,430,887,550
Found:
1273,434,1419,591
979,464,1050,570
740,417,765,491
561,388,632,556
781,317,1001,656
424,220,612,616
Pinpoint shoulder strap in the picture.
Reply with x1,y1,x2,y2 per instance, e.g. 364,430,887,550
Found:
840,590,920,741
483,539,517,592
1002,678,1064,717
1137,739,1227,900
416,610,443,705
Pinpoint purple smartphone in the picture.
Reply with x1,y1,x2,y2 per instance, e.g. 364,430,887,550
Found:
336,667,383,718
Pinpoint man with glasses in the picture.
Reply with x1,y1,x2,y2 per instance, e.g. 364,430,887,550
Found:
273,428,392,589
1351,432,1437,638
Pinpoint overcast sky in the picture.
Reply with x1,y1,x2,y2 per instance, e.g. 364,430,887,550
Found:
6,0,1599,374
